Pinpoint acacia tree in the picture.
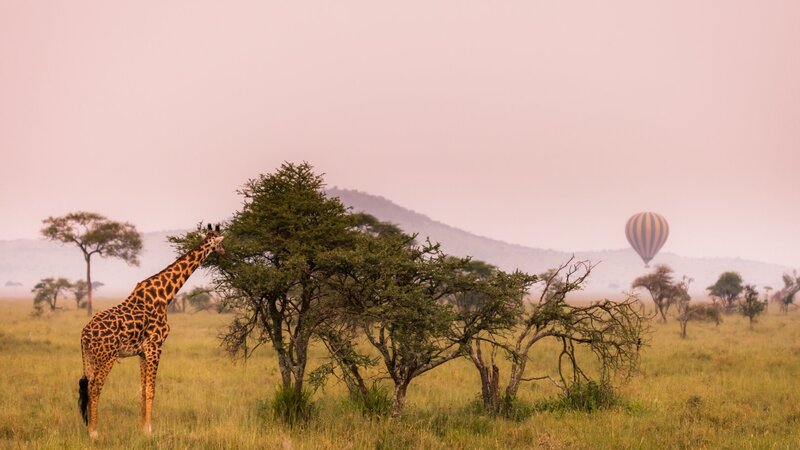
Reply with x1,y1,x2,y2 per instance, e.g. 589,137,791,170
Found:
632,264,681,322
328,235,462,417
674,277,720,338
457,264,536,413
739,284,766,329
469,259,647,414
312,214,406,412
41,212,142,316
32,277,72,313
168,286,216,313
71,279,88,309
185,286,215,312
772,272,800,313
170,163,354,410
707,271,744,314
324,228,524,418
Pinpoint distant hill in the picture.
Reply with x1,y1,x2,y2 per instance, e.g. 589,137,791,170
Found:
328,188,792,296
0,190,791,298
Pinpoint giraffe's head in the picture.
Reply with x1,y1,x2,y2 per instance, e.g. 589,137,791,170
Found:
204,223,225,255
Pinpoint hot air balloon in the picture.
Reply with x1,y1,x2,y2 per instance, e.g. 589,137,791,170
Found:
625,212,669,267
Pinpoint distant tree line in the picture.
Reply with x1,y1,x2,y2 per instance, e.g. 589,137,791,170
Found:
167,286,228,314
632,265,775,337
31,278,103,315
30,277,222,316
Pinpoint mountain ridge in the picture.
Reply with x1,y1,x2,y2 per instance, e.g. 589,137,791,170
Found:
328,188,791,296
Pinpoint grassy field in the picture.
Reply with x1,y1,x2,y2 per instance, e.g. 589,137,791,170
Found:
2,298,800,450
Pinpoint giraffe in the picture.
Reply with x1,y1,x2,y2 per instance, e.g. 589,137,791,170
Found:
78,224,224,439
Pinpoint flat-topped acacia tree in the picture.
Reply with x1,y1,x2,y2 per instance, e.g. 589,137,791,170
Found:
707,271,745,314
170,162,356,419
325,229,527,418
31,277,72,313
41,212,142,316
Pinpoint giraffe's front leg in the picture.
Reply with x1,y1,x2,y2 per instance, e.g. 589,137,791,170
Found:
141,345,162,435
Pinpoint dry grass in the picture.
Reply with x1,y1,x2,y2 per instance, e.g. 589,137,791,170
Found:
1,298,799,449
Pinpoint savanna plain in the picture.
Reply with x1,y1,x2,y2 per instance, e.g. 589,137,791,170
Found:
2,298,800,450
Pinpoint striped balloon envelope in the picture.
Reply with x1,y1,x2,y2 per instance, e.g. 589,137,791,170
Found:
625,212,669,267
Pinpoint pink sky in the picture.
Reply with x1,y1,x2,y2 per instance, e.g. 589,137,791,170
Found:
1,1,799,267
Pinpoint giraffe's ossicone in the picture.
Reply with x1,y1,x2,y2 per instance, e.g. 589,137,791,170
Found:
78,224,224,439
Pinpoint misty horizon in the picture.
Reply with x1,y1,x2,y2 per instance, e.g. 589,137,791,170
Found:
0,185,796,269
1,188,792,299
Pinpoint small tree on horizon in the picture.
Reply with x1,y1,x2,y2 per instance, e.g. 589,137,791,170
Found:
168,286,216,313
632,265,680,322
674,276,721,338
674,277,693,338
707,271,744,314
772,272,800,313
739,284,765,329
71,279,88,309
41,212,142,316
32,277,72,314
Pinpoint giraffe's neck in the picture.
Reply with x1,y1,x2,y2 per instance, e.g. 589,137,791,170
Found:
132,240,216,307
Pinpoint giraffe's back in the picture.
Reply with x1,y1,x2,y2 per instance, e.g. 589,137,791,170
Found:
81,300,152,361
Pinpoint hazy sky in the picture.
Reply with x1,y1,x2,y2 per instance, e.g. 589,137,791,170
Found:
2,1,799,267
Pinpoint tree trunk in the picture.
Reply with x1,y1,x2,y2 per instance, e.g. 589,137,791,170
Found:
469,343,501,413
680,320,687,338
85,255,93,316
391,381,409,419
293,365,305,399
480,364,501,413
277,352,293,389
323,332,370,401
292,338,307,397
657,304,667,323
505,358,528,401
346,362,370,403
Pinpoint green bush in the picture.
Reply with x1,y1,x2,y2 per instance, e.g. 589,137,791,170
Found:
348,383,393,418
270,385,315,425
498,394,536,421
532,381,618,413
561,381,616,412
466,394,535,421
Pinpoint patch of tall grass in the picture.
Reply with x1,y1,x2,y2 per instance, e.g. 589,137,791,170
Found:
2,299,800,449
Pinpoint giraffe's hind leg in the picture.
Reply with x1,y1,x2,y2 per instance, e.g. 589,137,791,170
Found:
139,355,148,432
87,357,115,439
140,345,163,435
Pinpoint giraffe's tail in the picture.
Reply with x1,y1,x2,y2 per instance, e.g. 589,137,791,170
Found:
78,376,89,425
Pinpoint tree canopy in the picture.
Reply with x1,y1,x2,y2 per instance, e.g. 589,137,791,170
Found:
170,162,356,406
324,231,529,417
739,284,765,328
632,265,684,322
32,277,72,314
707,271,744,313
